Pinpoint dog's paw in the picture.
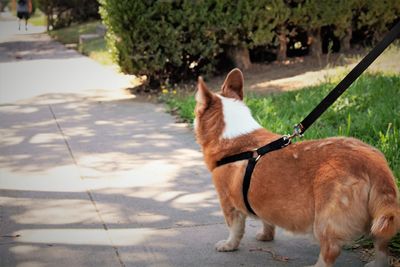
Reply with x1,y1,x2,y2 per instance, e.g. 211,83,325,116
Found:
364,260,389,267
256,231,274,241
215,240,238,252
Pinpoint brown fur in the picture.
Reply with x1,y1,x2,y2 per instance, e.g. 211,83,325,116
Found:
195,69,400,267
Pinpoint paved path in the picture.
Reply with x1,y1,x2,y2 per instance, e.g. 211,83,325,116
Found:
0,14,364,267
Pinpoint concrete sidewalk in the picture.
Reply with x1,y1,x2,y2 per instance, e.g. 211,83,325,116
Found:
0,14,364,267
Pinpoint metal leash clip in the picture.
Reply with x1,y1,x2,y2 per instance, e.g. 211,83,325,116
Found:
288,123,304,140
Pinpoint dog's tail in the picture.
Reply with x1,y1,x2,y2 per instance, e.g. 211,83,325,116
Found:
370,205,400,239
369,163,400,239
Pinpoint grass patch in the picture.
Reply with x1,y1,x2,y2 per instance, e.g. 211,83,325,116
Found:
164,93,196,124
49,21,99,44
48,21,113,65
247,74,400,182
80,37,113,66
166,73,400,180
165,73,400,254
29,9,46,27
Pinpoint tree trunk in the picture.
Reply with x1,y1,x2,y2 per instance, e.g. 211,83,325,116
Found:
307,28,322,58
46,13,51,31
277,26,287,61
226,46,251,70
46,5,53,31
340,26,352,52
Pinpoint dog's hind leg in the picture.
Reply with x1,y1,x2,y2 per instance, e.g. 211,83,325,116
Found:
256,220,275,241
311,216,342,267
364,238,390,267
306,239,341,267
215,209,246,252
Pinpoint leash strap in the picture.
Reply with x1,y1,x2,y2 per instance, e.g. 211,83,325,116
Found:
256,136,291,156
295,21,400,136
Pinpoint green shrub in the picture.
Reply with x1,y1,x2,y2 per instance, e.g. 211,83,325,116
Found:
0,0,10,12
356,0,400,43
99,1,292,86
100,1,183,86
38,0,99,30
99,1,400,87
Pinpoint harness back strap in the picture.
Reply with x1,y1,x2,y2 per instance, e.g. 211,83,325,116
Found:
216,136,291,216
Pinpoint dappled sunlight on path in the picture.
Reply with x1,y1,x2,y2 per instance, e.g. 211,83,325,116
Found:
0,91,227,266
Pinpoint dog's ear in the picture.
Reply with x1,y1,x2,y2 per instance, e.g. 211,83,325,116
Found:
221,68,244,100
196,76,213,108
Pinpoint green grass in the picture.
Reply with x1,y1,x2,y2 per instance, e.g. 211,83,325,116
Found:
246,74,400,182
166,73,400,254
48,21,113,66
80,37,113,66
166,73,400,180
29,9,46,27
49,21,99,44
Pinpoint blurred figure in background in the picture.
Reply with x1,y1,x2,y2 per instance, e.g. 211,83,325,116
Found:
16,0,32,30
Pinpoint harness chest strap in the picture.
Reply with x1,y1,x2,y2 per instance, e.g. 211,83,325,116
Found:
216,136,291,216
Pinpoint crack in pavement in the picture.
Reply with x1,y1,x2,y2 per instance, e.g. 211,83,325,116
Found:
48,104,126,267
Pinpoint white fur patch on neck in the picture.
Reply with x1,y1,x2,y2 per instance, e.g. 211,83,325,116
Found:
217,95,262,139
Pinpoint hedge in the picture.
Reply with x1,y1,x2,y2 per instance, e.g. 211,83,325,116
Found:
99,0,400,87
38,0,100,30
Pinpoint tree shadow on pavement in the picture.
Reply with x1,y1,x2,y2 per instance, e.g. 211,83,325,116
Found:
0,34,81,63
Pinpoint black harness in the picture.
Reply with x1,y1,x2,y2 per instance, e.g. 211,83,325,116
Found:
214,21,400,216
216,136,291,215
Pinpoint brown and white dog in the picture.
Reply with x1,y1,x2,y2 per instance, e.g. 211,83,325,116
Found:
194,68,400,267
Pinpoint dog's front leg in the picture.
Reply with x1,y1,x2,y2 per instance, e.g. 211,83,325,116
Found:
216,208,246,252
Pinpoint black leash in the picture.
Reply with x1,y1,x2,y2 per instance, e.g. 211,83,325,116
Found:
294,20,400,136
216,21,400,216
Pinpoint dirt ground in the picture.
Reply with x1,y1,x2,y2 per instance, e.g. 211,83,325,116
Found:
206,45,400,93
131,43,399,103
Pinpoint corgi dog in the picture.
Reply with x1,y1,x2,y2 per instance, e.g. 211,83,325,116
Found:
194,68,399,267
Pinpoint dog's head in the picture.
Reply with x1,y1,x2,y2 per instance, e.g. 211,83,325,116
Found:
194,68,261,147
